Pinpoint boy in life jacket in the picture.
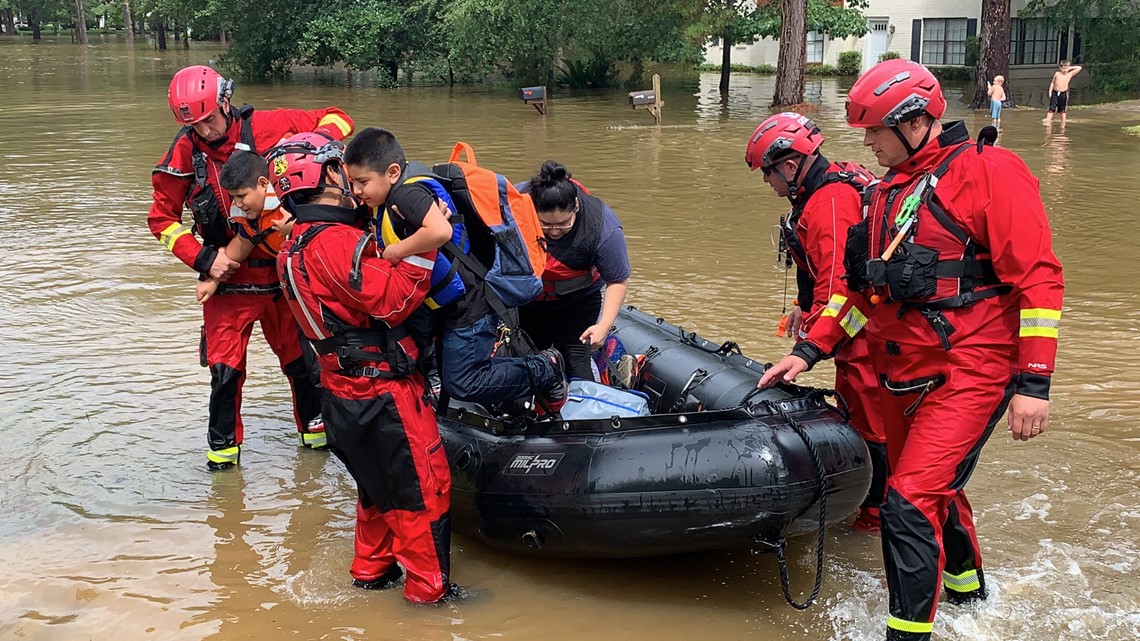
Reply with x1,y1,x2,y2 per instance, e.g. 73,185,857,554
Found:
269,132,466,604
148,65,351,470
518,161,631,382
195,151,293,304
343,127,568,414
189,150,328,449
745,112,888,533
761,60,1063,641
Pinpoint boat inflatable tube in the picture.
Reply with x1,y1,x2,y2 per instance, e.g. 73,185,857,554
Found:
438,305,873,558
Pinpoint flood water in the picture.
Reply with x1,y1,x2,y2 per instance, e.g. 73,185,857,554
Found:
1,41,1139,641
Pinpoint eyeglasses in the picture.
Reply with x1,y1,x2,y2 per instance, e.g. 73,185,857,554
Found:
539,202,578,231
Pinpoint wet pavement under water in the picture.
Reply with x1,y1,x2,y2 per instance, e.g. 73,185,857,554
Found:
1,42,1138,641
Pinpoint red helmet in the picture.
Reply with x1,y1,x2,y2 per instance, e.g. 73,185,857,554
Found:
266,132,346,200
845,59,946,128
745,112,824,171
167,65,234,125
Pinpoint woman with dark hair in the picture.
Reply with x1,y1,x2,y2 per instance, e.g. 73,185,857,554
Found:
519,161,631,381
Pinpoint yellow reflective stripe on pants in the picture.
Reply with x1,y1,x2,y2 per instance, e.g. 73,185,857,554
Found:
301,432,328,448
206,446,240,464
886,616,934,634
943,569,982,592
317,114,352,137
1019,308,1061,338
159,222,193,251
821,294,848,318
839,307,869,338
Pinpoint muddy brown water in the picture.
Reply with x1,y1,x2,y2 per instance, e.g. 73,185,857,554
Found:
1,42,1138,641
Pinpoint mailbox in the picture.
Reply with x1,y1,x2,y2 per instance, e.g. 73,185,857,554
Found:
520,86,546,102
629,90,656,107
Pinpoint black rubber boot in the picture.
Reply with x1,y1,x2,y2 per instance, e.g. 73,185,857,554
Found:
432,583,471,604
352,565,404,590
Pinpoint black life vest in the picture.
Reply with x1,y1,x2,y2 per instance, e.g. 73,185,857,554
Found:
186,105,258,248
845,129,1010,313
538,188,604,301
782,159,875,311
279,218,416,380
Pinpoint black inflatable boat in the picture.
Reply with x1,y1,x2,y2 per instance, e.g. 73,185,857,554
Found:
438,306,872,558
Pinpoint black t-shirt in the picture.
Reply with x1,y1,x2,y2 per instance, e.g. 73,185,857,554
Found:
386,181,491,329
385,181,436,237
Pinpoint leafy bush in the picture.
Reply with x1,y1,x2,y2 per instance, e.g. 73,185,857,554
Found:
964,36,979,67
878,50,901,62
928,66,973,82
1090,61,1140,95
694,63,776,74
557,58,617,88
837,50,861,75
805,63,839,76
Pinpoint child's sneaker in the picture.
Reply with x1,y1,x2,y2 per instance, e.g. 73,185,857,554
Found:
536,349,568,414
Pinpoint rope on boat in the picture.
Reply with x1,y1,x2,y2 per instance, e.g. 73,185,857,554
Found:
752,400,830,611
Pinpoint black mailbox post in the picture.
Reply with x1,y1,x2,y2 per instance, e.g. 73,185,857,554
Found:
628,74,664,125
520,85,548,115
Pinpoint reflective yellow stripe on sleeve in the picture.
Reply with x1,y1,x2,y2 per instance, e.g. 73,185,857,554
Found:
942,569,982,593
1020,308,1061,339
159,222,193,251
317,114,352,137
821,294,847,318
886,616,934,634
839,306,868,338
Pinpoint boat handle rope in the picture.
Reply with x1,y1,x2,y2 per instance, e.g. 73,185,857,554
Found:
751,400,830,611
675,325,742,356
669,368,708,413
810,387,850,421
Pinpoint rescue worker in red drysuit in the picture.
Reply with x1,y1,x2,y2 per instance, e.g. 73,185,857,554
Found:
147,65,354,469
270,133,464,604
745,112,888,532
760,59,1064,641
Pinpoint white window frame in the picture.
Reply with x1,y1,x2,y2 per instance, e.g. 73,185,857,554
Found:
807,31,824,64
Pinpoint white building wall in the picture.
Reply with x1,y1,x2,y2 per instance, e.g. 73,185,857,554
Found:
704,0,1049,74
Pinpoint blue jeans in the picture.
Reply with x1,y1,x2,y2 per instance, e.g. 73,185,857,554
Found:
440,313,556,405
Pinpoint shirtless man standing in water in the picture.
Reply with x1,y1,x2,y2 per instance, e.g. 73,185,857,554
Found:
1044,60,1083,128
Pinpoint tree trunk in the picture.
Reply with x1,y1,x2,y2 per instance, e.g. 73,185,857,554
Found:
156,20,166,50
74,0,89,44
219,29,226,45
30,10,41,42
3,9,16,36
772,0,807,106
173,24,179,41
719,33,732,94
123,1,133,45
971,0,1012,108
183,26,189,49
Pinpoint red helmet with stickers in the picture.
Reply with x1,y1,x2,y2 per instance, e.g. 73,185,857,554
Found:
266,132,347,201
167,65,234,125
745,112,825,171
845,59,946,128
